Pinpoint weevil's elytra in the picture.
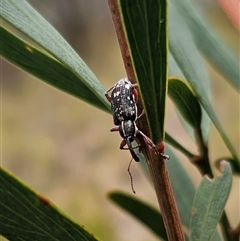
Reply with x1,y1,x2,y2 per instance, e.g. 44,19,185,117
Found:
110,78,138,125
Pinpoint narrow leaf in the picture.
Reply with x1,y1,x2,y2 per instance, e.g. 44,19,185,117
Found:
1,0,109,110
169,53,185,79
0,27,109,112
168,78,202,128
171,0,240,91
0,168,101,241
189,161,232,241
108,191,168,240
168,54,210,143
169,2,240,165
118,0,168,143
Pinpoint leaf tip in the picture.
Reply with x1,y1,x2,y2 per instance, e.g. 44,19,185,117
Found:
219,160,231,173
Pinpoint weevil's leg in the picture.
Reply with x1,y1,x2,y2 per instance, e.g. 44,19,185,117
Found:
137,130,169,160
110,126,119,132
120,140,140,150
105,85,115,102
105,94,111,102
137,130,156,149
120,139,127,149
105,92,112,102
137,109,145,120
132,86,139,103
160,153,170,160
120,139,140,162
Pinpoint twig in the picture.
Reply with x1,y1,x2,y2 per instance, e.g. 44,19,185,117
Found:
107,1,185,240
107,0,136,83
146,150,186,241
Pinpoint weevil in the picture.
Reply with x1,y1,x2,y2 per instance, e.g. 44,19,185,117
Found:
105,78,169,162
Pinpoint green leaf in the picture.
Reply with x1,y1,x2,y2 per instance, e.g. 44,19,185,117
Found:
189,161,232,241
139,146,222,241
118,0,168,143
1,0,109,111
139,146,195,229
169,2,240,165
165,147,195,229
0,27,109,112
108,191,168,240
167,147,223,241
169,53,185,79
0,168,101,241
168,54,211,144
168,78,202,128
171,0,240,92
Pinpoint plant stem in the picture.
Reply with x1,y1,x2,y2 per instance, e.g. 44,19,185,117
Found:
221,211,237,241
147,150,186,241
107,0,136,84
107,1,185,240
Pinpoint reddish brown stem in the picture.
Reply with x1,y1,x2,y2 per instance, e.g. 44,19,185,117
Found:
147,150,185,241
107,0,136,83
107,1,185,240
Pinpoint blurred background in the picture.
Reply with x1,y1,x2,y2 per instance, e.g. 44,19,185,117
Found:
1,0,239,240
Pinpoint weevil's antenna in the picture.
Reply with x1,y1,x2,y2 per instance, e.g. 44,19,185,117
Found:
127,158,136,194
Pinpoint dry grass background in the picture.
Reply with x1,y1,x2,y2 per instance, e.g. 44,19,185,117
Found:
1,1,239,241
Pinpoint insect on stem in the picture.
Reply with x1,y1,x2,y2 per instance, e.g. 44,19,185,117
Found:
105,78,170,191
